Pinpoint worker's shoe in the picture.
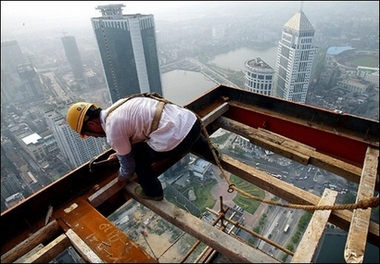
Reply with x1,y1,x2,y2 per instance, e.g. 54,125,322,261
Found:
135,186,163,201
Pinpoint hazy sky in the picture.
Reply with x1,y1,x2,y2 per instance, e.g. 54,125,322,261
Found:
2,1,379,41
1,1,200,36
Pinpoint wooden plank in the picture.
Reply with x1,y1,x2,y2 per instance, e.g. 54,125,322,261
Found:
216,116,312,165
257,127,316,152
216,116,362,183
259,128,351,171
345,146,379,263
221,154,320,205
14,244,44,263
0,219,61,263
227,100,379,148
201,102,229,127
24,233,70,263
66,229,104,263
123,181,279,263
220,154,379,246
291,188,338,263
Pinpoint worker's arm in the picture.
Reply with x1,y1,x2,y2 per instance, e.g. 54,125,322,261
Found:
117,152,136,184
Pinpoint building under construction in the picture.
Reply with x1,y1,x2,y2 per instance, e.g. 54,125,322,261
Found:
1,85,379,263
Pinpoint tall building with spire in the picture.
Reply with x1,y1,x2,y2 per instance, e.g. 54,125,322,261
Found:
272,5,316,103
91,4,162,103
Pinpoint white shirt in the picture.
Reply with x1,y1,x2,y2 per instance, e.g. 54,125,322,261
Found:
100,97,197,155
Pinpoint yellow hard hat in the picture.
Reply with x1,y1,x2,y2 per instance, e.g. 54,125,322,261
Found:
66,102,98,138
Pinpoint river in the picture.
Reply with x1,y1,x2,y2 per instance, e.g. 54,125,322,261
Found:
161,70,218,106
162,46,278,105
208,46,278,71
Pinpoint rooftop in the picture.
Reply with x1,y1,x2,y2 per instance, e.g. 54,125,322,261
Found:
21,133,41,145
283,11,315,33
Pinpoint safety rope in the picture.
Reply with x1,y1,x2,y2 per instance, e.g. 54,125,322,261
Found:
197,114,379,212
105,93,169,140
105,92,169,119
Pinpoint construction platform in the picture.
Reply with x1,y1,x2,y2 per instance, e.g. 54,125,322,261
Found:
1,85,379,263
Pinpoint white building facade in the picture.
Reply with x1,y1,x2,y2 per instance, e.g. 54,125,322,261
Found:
45,109,108,169
356,66,379,88
244,58,274,96
272,10,316,103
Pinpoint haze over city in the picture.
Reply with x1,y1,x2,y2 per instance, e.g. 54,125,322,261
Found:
2,1,378,38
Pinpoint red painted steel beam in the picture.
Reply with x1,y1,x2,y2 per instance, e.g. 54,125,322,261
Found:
225,105,367,167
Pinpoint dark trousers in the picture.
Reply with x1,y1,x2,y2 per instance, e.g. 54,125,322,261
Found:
132,119,215,197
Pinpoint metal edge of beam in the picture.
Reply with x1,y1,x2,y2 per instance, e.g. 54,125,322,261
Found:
0,149,117,250
186,85,379,142
123,181,279,263
291,188,338,263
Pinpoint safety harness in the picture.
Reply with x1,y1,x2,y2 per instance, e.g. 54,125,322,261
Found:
105,92,170,136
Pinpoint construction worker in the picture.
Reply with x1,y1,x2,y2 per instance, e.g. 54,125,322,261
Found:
66,94,218,201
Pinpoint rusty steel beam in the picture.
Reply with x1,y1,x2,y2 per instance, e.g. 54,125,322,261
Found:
1,85,378,263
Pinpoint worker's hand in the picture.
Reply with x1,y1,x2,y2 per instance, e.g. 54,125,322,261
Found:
117,175,129,186
108,153,118,161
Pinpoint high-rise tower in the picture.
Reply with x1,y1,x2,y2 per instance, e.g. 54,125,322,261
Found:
272,6,316,103
17,63,44,101
244,58,274,96
45,109,108,169
61,35,85,82
1,40,25,74
1,40,26,103
91,4,162,103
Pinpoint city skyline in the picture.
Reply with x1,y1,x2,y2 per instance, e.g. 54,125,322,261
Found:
1,0,378,207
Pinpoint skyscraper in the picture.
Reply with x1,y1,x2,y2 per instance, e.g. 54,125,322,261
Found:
1,40,26,103
45,109,108,169
244,58,274,96
17,63,45,101
61,35,85,82
272,7,316,103
91,4,162,103
1,70,14,104
1,40,25,74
